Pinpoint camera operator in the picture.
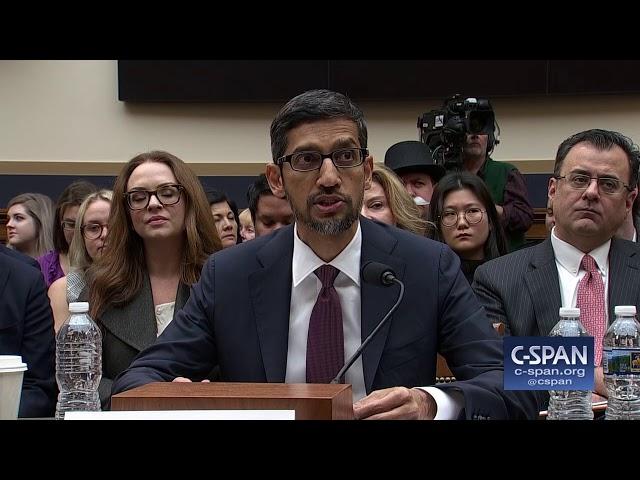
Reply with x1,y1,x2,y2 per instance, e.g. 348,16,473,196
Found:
419,95,534,251
461,129,533,251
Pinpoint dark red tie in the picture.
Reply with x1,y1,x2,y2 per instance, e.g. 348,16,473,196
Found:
576,254,606,366
306,265,344,383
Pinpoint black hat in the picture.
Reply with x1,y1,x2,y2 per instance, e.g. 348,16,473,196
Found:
384,141,446,182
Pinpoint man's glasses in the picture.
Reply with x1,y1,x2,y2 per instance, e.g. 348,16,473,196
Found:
61,220,76,231
440,207,485,228
124,184,184,210
554,172,632,195
81,223,107,240
275,148,368,172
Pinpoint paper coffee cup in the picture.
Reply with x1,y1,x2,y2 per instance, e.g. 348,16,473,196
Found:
0,355,28,420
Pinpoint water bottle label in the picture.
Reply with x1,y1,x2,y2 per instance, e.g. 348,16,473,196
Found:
603,348,640,376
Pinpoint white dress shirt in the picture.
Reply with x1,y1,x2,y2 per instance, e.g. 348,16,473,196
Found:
284,221,462,419
550,227,610,325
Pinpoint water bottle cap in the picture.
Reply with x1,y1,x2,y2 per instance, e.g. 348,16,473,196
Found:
614,305,636,316
559,307,580,317
68,302,89,313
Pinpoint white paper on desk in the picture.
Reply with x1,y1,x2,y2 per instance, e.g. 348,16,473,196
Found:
64,410,295,420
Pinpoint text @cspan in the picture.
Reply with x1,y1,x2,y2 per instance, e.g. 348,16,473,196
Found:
510,345,588,366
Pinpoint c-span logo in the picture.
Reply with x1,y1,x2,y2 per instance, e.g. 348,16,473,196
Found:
503,337,594,390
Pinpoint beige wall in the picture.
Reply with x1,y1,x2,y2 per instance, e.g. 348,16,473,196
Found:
1,60,640,174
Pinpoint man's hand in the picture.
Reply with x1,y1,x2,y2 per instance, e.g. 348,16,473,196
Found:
172,377,211,383
495,205,504,218
594,366,607,398
353,387,437,420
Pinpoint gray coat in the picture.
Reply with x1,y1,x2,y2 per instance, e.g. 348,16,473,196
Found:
92,275,190,408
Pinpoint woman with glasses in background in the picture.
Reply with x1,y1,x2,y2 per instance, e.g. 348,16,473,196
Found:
429,171,508,284
38,180,97,288
48,189,112,332
85,151,222,407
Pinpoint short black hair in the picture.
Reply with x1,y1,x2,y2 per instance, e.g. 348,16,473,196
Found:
554,129,640,187
270,89,367,162
429,171,508,260
207,189,241,244
246,174,273,225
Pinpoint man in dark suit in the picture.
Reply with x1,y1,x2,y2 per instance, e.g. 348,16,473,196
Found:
113,89,539,420
0,243,40,270
0,248,57,417
473,129,640,398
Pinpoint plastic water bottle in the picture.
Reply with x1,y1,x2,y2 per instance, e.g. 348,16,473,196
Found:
55,302,102,419
603,305,640,420
547,307,594,420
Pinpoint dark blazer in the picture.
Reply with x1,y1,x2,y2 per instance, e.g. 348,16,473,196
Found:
95,274,190,408
0,252,56,417
113,218,540,420
0,244,40,271
472,237,640,336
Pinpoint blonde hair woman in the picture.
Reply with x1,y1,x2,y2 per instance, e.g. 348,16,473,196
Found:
361,163,430,236
48,189,113,332
6,193,55,258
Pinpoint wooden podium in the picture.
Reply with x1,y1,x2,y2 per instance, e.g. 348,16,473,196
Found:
111,382,354,420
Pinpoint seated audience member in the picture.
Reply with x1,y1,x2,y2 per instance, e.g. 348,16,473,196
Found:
113,89,539,420
86,151,221,407
238,208,255,241
247,173,293,236
429,172,508,284
473,129,640,398
0,252,56,417
384,140,446,217
48,190,112,332
208,190,241,248
361,163,429,236
39,180,97,288
615,180,639,241
6,193,55,259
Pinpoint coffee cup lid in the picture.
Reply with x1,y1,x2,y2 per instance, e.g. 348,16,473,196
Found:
0,355,27,372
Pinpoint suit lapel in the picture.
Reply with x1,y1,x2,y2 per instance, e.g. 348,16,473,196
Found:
524,239,563,336
608,239,640,321
359,219,405,394
0,256,11,328
100,273,157,352
249,226,294,382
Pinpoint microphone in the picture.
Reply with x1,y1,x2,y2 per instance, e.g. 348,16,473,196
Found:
330,261,405,384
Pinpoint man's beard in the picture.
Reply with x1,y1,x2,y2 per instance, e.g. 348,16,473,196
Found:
288,188,362,236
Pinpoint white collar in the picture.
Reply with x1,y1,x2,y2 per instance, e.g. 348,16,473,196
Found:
550,226,610,276
292,221,362,287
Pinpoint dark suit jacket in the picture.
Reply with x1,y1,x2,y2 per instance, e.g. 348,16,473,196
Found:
0,252,56,417
472,237,640,336
0,244,40,271
93,274,190,408
113,218,540,419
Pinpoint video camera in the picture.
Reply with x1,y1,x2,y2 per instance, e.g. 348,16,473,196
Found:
417,94,496,171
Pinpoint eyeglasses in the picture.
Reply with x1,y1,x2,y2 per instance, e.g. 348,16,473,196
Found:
61,220,76,231
124,184,184,210
81,223,108,240
275,148,368,172
554,173,632,195
440,207,485,228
